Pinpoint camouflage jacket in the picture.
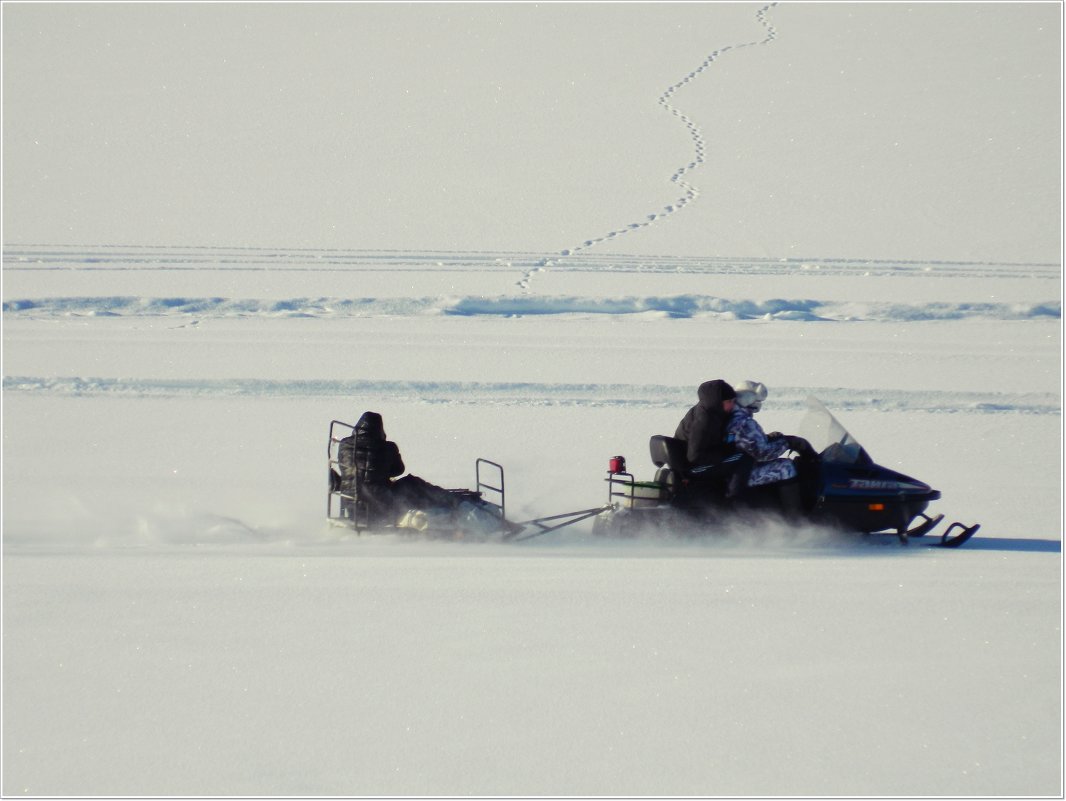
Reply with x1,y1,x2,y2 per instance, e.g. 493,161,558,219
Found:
725,407,789,462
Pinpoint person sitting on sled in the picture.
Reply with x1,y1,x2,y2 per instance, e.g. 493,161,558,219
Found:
726,380,813,512
338,411,464,525
338,411,507,532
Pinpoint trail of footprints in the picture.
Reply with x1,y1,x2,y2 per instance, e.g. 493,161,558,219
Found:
517,3,778,291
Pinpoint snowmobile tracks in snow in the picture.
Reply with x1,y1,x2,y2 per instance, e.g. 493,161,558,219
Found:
5,245,1058,280
4,376,1058,418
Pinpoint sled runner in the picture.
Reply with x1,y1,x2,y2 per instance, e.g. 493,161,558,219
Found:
593,397,980,547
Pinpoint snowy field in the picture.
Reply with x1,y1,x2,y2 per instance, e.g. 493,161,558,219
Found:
2,2,1062,798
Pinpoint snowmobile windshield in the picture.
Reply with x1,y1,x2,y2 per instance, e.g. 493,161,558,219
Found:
797,397,866,464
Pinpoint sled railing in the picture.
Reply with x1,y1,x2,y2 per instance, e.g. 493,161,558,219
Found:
604,471,669,509
327,419,371,529
606,471,635,503
476,458,506,521
327,419,513,534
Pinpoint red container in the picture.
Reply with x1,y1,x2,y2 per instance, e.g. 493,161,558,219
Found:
608,455,627,474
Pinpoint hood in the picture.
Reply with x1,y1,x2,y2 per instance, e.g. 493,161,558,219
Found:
354,411,386,441
696,379,736,410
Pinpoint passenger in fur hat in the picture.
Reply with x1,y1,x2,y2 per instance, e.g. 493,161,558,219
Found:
733,380,768,413
727,380,812,513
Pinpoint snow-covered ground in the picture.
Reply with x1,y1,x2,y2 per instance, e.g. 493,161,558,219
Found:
2,2,1062,797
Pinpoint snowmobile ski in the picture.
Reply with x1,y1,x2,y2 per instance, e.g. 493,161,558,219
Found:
935,521,981,548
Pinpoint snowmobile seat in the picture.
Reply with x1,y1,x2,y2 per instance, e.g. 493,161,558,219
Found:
649,435,691,475
649,435,753,509
648,435,692,501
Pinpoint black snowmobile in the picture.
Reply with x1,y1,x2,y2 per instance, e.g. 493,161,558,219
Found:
593,397,980,547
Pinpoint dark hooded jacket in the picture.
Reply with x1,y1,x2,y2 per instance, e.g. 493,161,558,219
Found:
337,411,462,518
674,379,736,467
338,412,405,503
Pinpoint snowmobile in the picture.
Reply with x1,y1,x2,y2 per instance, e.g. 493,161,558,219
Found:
592,397,980,547
326,419,604,540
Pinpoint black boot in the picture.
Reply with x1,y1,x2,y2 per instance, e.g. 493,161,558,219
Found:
777,480,804,518
724,454,754,501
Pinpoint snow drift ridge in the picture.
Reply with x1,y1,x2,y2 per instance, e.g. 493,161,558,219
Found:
3,294,1058,322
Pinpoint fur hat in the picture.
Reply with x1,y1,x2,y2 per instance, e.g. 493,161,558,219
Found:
733,380,768,411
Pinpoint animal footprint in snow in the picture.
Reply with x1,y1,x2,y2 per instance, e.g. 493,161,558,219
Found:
556,3,778,259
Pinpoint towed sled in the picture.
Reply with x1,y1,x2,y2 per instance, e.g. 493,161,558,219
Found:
593,397,980,548
327,420,603,540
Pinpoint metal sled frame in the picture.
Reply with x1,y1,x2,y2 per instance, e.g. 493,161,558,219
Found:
327,419,613,539
506,506,612,542
327,419,361,526
328,420,507,533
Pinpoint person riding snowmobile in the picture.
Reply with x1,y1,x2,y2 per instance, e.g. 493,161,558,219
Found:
673,379,758,502
726,380,813,514
674,379,737,467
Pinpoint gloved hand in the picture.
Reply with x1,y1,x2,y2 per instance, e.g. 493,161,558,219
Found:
785,435,814,456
